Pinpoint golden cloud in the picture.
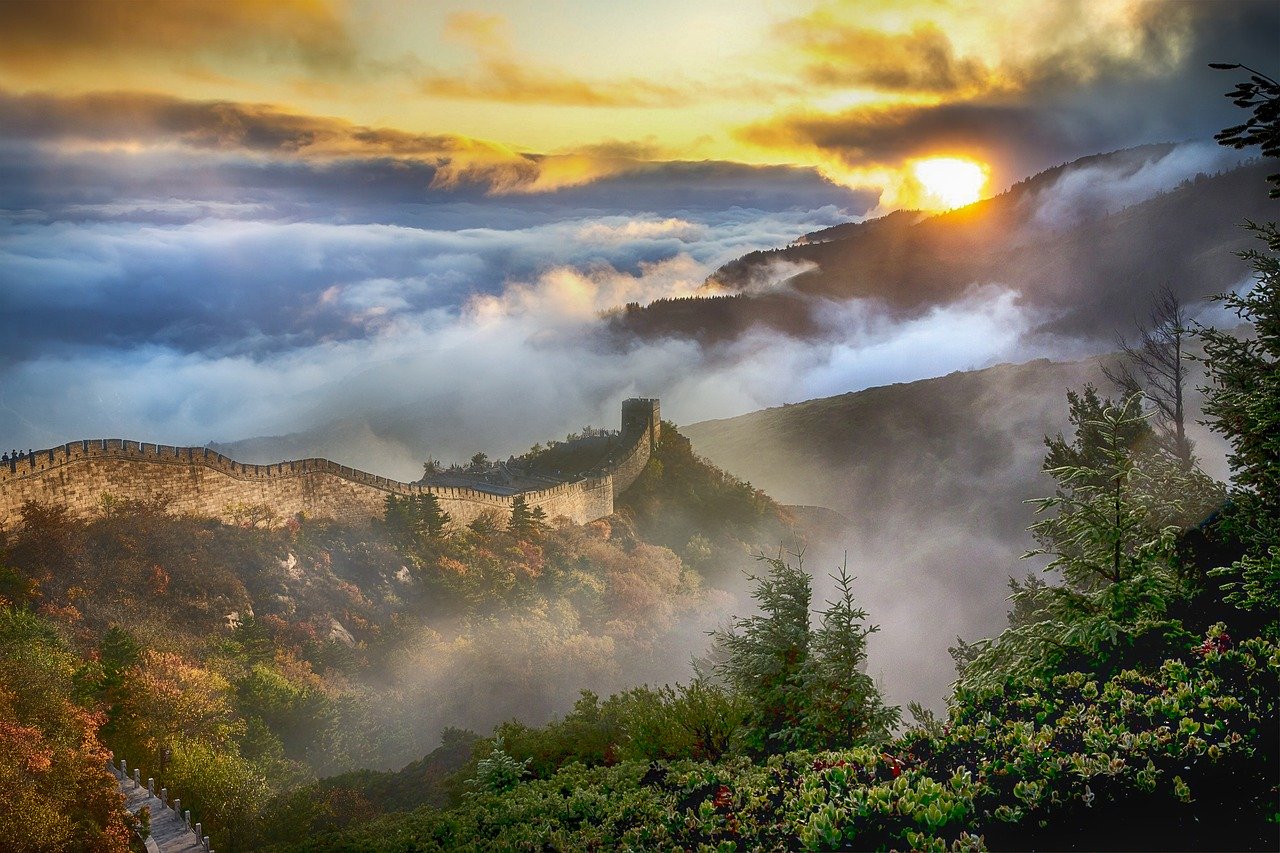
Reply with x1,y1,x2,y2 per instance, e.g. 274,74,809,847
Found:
777,13,996,95
419,11,691,108
0,88,672,195
0,0,354,75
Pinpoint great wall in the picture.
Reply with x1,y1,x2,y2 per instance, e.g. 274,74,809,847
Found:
0,399,660,531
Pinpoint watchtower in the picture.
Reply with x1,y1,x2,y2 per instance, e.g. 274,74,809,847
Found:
621,398,661,449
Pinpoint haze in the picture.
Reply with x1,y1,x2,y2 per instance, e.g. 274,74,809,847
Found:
2,0,1277,716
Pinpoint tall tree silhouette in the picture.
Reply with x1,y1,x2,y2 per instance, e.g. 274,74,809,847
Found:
1211,63,1280,196
1104,286,1195,465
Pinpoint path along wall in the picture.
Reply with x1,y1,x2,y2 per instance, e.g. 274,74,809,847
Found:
0,399,659,531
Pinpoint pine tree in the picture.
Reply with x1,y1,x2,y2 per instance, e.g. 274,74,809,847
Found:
507,496,544,539
383,493,414,541
1197,225,1280,619
711,554,897,752
413,493,452,540
954,392,1218,692
1199,64,1280,624
710,554,811,754
1030,397,1173,593
792,559,899,748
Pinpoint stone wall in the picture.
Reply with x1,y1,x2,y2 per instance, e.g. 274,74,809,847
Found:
611,398,660,497
0,399,659,531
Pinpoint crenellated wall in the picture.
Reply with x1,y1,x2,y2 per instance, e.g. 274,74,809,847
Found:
0,399,660,530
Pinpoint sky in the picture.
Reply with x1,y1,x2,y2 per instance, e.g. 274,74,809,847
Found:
1,0,1277,473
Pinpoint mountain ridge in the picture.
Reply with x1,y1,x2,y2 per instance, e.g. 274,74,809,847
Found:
612,147,1268,346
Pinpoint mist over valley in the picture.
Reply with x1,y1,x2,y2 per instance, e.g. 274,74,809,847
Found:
2,2,1277,849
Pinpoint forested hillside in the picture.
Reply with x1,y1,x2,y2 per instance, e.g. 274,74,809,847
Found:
0,425,795,850
2,63,1277,853
612,152,1273,346
263,74,1280,851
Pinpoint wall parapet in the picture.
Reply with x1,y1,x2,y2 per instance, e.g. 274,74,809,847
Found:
0,399,660,530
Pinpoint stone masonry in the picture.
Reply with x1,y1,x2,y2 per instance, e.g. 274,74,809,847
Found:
0,399,660,531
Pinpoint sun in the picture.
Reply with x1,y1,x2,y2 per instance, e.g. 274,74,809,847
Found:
911,157,988,210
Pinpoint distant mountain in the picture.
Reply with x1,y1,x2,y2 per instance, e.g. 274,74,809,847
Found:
680,356,1230,710
611,147,1272,345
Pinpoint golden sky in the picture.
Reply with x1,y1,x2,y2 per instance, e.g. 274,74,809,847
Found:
0,0,1274,208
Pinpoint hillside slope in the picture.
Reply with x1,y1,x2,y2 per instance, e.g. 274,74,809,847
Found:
681,357,1230,711
614,150,1271,345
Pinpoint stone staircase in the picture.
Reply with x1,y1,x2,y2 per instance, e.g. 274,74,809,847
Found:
110,759,209,853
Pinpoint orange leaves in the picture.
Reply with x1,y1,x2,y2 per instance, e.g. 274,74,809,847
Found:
111,650,240,756
0,610,133,852
0,719,54,772
516,540,545,578
437,555,470,577
36,599,82,627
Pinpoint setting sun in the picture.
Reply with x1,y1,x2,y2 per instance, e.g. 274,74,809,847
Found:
912,157,988,209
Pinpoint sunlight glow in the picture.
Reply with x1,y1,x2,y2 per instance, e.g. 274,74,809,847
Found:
911,157,988,209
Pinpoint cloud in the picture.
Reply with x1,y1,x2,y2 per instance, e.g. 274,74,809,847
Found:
0,87,624,195
1026,141,1241,228
418,11,691,108
0,88,529,166
0,89,878,202
574,218,704,243
0,0,354,76
777,15,994,94
739,98,1061,172
0,190,863,364
742,0,1280,196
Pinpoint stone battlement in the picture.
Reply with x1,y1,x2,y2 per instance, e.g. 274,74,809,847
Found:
0,399,661,530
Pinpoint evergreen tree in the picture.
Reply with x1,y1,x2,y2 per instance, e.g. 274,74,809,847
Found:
710,554,811,755
712,554,897,752
507,496,543,539
791,559,899,748
1030,397,1175,592
955,395,1213,692
1041,385,1151,483
1199,64,1280,625
413,493,452,540
383,494,414,542
98,625,142,741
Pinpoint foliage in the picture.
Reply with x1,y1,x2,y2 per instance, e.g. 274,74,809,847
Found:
711,554,898,754
1030,396,1178,591
384,493,452,545
107,649,243,761
506,495,546,540
1212,64,1280,196
1196,63,1280,626
1196,221,1280,624
710,554,812,754
955,388,1225,693
164,735,269,852
269,636,1280,853
491,680,745,778
471,736,529,794
792,561,901,749
0,607,134,852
